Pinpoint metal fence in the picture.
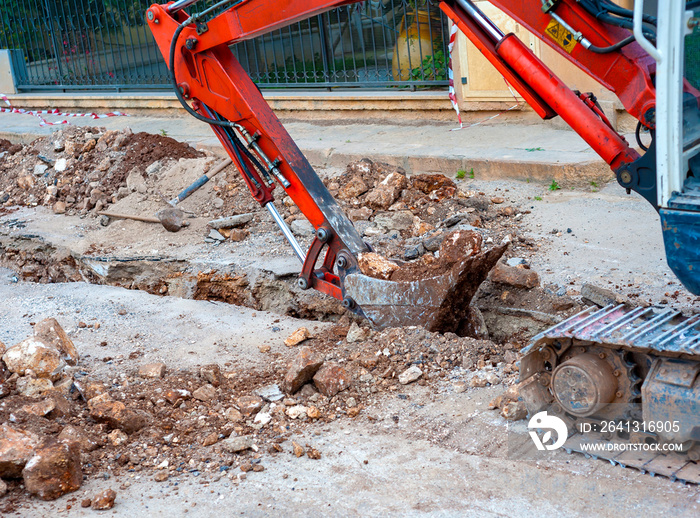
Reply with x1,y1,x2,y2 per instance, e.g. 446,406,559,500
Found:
0,0,449,91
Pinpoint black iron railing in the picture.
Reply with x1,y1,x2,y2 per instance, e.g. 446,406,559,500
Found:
0,0,449,91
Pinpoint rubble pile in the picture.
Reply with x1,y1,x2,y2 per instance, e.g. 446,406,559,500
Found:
316,158,529,265
0,127,202,214
0,312,526,509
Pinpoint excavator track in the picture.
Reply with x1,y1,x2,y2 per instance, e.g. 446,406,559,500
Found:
519,304,700,484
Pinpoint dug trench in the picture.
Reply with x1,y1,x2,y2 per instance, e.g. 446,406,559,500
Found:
0,126,581,338
3,127,696,514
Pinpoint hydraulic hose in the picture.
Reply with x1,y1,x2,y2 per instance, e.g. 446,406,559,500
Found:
169,22,234,128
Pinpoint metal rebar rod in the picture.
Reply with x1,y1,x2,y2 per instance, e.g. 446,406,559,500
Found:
265,202,305,263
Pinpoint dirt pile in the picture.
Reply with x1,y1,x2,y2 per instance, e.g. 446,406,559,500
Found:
0,311,521,511
319,158,526,267
0,127,202,214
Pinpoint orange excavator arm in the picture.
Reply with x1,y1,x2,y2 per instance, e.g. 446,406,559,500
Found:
145,0,662,325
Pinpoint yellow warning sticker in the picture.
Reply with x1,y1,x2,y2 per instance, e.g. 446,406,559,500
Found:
545,19,577,53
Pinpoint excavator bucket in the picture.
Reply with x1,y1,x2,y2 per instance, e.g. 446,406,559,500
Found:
342,243,507,333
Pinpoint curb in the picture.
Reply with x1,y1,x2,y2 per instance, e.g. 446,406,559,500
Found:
1,128,612,187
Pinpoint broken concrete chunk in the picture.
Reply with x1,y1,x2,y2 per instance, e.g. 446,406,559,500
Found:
207,229,226,242
3,336,65,380
404,244,425,260
422,232,445,252
439,230,482,264
33,164,49,176
398,366,423,385
284,327,310,347
17,377,55,398
580,283,627,307
88,398,151,434
346,323,369,343
313,364,350,396
253,412,272,426
501,400,527,421
291,219,315,237
286,405,308,419
208,213,254,229
0,423,41,478
23,438,82,501
126,169,147,193
221,435,254,453
489,262,540,289
337,176,368,200
145,160,162,176
91,489,117,510
374,210,414,232
192,384,217,402
365,171,408,210
200,364,222,387
282,347,325,394
255,384,284,402
357,252,399,280
138,363,166,379
54,158,67,172
236,395,264,416
58,425,99,452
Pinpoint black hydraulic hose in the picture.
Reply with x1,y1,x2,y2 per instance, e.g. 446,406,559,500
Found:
597,12,656,41
228,127,271,182
635,122,650,152
169,22,234,128
206,106,274,187
586,34,636,53
599,0,657,26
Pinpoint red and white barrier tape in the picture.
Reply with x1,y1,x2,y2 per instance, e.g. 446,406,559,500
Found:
446,26,523,131
0,94,127,127
447,24,463,130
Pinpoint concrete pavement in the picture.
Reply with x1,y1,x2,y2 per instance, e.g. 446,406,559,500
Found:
0,108,622,185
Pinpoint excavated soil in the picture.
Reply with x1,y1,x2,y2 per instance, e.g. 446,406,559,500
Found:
1,128,699,513
0,126,202,212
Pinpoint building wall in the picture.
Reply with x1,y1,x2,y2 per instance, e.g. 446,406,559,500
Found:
450,0,639,131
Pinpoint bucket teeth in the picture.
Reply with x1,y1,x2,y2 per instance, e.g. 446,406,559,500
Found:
342,243,507,332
